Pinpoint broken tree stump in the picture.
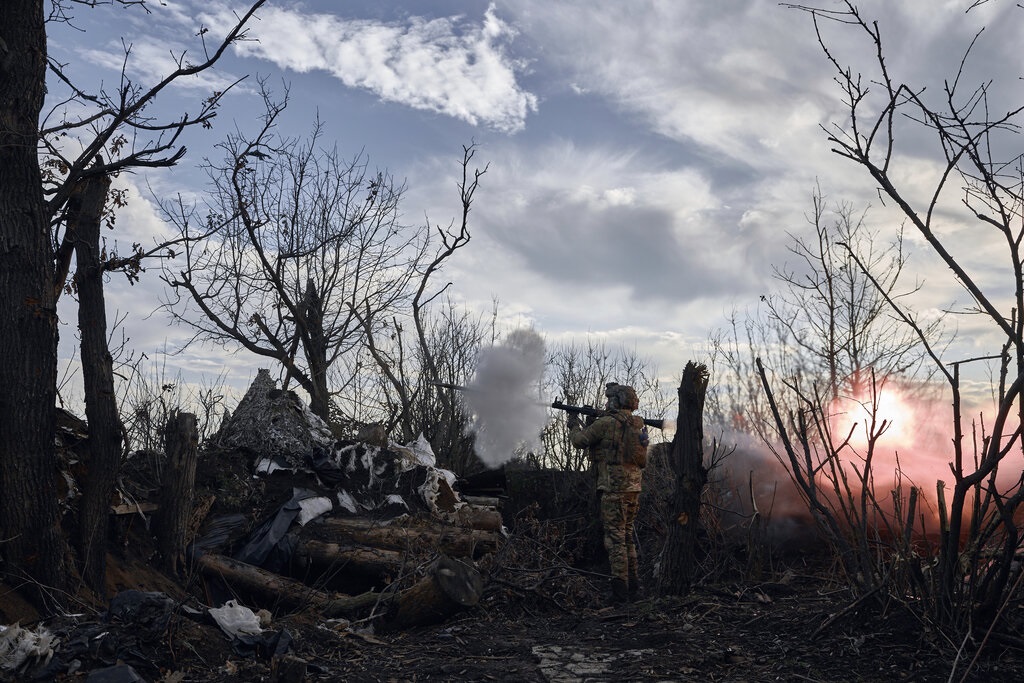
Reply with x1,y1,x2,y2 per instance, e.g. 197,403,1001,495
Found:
155,411,199,576
385,555,483,630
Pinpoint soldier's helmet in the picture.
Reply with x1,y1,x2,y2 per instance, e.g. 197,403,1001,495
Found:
604,383,639,411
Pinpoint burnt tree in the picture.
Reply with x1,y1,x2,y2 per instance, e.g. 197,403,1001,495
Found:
70,173,122,596
155,411,199,576
658,361,709,596
1,0,264,607
0,0,68,601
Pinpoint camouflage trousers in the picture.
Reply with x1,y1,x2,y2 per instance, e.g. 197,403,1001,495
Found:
599,491,640,584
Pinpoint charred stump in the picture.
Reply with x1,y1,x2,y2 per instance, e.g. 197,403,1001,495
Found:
155,412,199,575
658,361,709,596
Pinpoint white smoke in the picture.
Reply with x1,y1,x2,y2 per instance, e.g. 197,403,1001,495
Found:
465,328,548,468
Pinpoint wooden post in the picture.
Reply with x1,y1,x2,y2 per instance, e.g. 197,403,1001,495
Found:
156,411,199,575
658,362,709,596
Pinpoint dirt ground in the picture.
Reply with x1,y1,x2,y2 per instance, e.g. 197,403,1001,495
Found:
2,444,1022,682
3,551,1023,682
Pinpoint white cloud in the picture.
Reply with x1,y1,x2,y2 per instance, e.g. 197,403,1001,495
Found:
201,2,538,132
78,39,246,92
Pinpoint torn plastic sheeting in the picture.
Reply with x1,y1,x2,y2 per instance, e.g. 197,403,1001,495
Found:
305,445,346,487
392,433,437,469
254,455,294,476
234,488,320,571
297,496,333,526
334,442,403,486
105,590,176,642
336,489,361,514
0,623,56,673
188,512,250,560
418,467,461,515
376,494,409,516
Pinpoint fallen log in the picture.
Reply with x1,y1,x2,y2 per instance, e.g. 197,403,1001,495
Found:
450,504,504,532
197,552,483,629
316,517,502,557
295,540,406,577
461,495,501,508
385,555,484,630
196,553,379,615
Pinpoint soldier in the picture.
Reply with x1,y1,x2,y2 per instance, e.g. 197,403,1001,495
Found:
567,382,648,603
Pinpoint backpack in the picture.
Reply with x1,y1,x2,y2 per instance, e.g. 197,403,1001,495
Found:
610,412,649,469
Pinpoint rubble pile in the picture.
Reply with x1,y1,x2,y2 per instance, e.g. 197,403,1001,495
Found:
214,369,335,465
188,371,504,627
0,371,507,681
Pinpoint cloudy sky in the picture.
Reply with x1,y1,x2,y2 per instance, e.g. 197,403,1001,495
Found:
45,0,1024,408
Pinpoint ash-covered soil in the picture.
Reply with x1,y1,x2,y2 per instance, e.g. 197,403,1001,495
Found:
2,442,1020,682
4,557,1022,682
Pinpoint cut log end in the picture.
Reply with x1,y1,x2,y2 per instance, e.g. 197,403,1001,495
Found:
386,555,483,630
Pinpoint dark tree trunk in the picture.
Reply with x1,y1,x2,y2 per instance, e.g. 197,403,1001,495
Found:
155,412,199,575
658,361,709,596
301,278,330,421
72,173,122,596
0,0,70,605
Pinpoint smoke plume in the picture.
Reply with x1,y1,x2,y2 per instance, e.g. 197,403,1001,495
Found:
465,328,548,468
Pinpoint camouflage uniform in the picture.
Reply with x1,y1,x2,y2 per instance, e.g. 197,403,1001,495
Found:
569,396,645,601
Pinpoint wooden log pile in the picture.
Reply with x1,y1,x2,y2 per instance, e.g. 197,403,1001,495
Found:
193,499,505,630
153,372,510,630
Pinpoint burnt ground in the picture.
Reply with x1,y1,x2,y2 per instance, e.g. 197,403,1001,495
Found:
5,568,1023,682
3,535,1023,682
1,446,1023,682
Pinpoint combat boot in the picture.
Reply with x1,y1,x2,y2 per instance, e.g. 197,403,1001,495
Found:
610,578,629,604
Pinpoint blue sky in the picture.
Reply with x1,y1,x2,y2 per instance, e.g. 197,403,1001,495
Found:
45,0,1024,407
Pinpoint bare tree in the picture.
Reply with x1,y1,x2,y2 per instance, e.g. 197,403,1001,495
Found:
163,92,426,422
711,184,949,605
0,0,264,603
350,144,488,463
788,0,1024,635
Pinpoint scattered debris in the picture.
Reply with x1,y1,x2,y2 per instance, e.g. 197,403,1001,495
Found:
0,622,56,674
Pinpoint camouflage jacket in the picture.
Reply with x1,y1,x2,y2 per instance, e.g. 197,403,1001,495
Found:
569,410,643,493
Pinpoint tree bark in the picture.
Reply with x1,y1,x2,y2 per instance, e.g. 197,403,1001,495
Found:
450,504,504,532
196,552,372,614
71,173,121,596
197,551,482,629
658,361,709,596
295,540,405,577
156,412,199,575
0,0,70,604
316,517,502,558
300,279,330,421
